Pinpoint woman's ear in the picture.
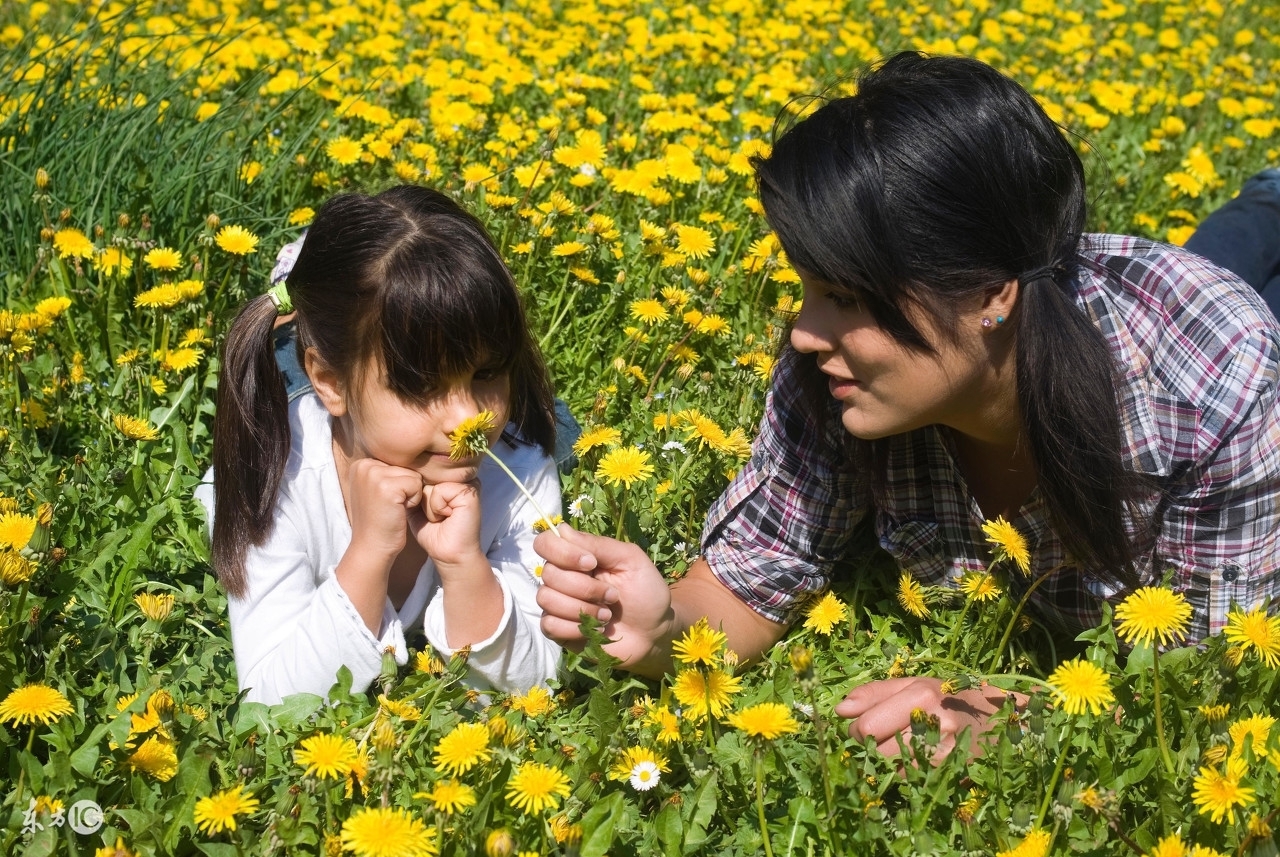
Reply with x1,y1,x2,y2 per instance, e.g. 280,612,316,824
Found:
305,348,347,417
982,278,1020,324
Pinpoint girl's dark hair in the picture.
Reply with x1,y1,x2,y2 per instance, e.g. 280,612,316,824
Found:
754,51,1147,585
212,185,556,596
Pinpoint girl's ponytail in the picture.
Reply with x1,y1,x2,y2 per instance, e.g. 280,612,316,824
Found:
1015,264,1143,584
211,295,291,597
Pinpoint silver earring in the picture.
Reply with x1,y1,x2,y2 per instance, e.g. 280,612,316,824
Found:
981,317,992,328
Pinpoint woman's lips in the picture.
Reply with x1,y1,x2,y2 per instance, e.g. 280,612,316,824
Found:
827,375,859,398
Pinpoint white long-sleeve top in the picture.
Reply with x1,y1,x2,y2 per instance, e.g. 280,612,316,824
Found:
198,393,563,705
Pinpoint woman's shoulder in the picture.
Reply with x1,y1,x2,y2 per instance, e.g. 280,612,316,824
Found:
487,427,556,478
283,393,336,480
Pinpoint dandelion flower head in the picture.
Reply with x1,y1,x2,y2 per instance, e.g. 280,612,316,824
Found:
1223,605,1280,668
672,617,727,667
595,446,654,487
340,806,435,857
672,668,742,721
1047,658,1115,716
433,722,491,775
416,779,476,815
1191,758,1255,824
897,572,929,619
505,761,571,815
294,732,359,779
1114,586,1192,647
982,516,1030,575
0,683,75,726
448,411,497,460
803,591,848,635
726,702,800,741
193,786,259,834
215,225,259,255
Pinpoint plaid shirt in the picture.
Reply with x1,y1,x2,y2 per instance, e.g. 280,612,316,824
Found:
702,234,1280,639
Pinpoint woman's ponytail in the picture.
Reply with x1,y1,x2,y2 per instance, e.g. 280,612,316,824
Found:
211,295,291,598
1015,264,1143,584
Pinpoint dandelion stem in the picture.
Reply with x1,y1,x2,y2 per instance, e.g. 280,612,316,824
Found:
1151,646,1176,776
990,565,1061,671
481,448,562,539
944,593,976,663
753,752,775,857
1036,718,1076,829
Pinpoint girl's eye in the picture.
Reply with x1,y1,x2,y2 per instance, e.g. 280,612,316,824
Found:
826,291,861,311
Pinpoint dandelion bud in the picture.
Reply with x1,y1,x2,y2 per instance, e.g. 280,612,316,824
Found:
373,719,397,753
94,224,105,238
484,829,515,857
1011,805,1032,828
39,227,54,243
205,213,221,231
0,551,35,585
149,689,175,714
49,546,66,564
675,363,695,380
35,168,50,190
611,356,627,372
135,592,175,622
788,644,813,678
117,213,130,229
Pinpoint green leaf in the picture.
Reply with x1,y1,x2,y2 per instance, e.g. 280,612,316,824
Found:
578,791,625,857
655,803,683,857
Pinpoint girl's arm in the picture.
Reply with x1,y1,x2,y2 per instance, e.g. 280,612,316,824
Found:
420,443,564,692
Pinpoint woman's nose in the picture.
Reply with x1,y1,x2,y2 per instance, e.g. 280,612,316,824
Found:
790,301,836,354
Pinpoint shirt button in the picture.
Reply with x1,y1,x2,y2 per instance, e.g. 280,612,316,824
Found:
1220,564,1240,583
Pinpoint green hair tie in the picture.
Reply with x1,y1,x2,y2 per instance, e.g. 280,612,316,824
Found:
266,282,293,314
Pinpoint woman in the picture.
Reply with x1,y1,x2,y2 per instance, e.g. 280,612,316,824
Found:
534,52,1280,756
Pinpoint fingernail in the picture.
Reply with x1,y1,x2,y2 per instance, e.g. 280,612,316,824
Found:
577,554,595,570
603,587,620,603
596,607,612,622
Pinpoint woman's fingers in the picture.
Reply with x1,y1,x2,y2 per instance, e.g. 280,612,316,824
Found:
835,676,926,718
535,574,613,625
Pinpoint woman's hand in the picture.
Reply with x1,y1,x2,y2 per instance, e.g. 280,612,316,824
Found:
410,480,486,574
835,677,1016,760
533,525,676,670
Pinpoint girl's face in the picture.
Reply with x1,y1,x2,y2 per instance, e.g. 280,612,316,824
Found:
789,272,994,441
313,355,511,484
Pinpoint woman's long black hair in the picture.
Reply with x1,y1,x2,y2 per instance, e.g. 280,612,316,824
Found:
212,185,556,597
754,51,1148,585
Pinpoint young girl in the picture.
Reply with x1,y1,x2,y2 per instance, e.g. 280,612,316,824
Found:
202,185,563,705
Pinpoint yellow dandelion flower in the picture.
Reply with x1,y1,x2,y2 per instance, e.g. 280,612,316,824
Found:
143,247,183,271
995,828,1051,857
726,702,800,741
433,722,491,776
325,137,364,166
94,837,137,857
340,806,435,857
95,247,133,276
630,298,669,324
661,286,691,306
126,735,179,781
1147,835,1188,857
193,785,259,834
571,425,621,456
552,241,587,257
288,207,315,226
674,224,715,259
1223,606,1280,668
113,414,160,442
135,284,183,309
671,668,743,720
897,572,929,619
647,704,681,744
417,779,475,814
595,446,654,487
1200,703,1231,723
1191,758,1255,824
0,683,74,726
1228,713,1275,760
294,732,359,779
34,297,72,319
958,571,1002,602
982,516,1030,575
159,348,202,372
672,617,727,667
215,225,259,255
1047,658,1115,716
803,591,848,635
1115,586,1192,647
53,228,95,259
134,592,174,622
448,411,496,460
509,685,556,717
506,761,571,815
1,551,35,586
378,695,421,722
0,512,37,551
695,314,731,336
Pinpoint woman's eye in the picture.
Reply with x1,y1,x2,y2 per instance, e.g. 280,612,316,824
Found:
826,291,861,311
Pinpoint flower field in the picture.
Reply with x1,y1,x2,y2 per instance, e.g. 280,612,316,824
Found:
3,0,1280,854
